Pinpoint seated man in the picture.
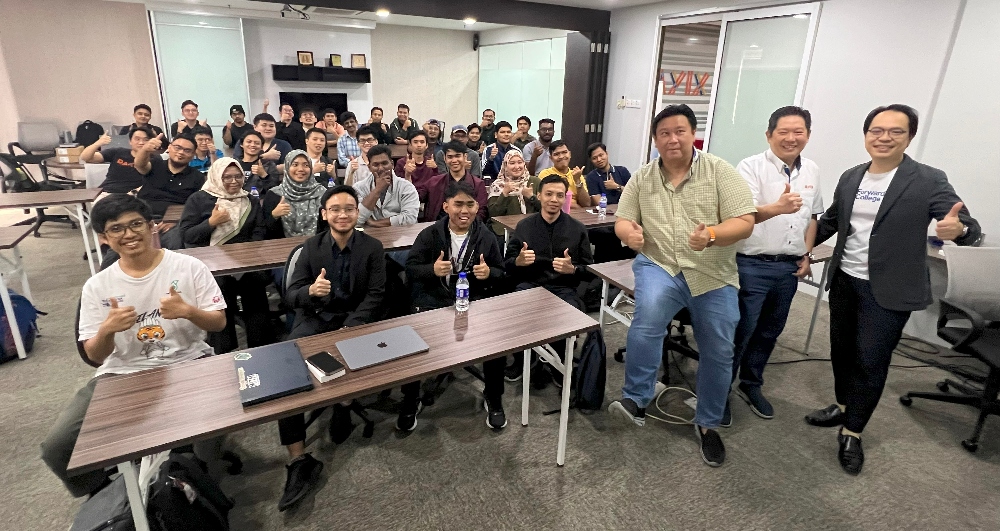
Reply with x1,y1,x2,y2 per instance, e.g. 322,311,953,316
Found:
320,108,344,160
189,126,223,174
277,185,386,512
336,111,361,169
119,103,164,138
222,105,254,152
298,107,320,140
537,140,590,207
367,106,393,145
434,125,483,179
417,141,488,222
353,145,419,228
394,130,438,188
170,99,207,139
389,103,419,145
79,125,151,194
304,127,338,186
40,194,226,498
233,113,292,165
511,115,536,151
276,103,306,151
481,121,518,179
403,181,508,430
424,119,443,155
135,133,204,217
235,131,281,194
344,125,379,186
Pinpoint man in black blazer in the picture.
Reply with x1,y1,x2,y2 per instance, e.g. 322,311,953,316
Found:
275,185,386,512
804,104,981,475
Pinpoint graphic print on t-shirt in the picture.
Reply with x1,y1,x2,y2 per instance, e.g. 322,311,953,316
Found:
855,188,886,203
136,313,167,359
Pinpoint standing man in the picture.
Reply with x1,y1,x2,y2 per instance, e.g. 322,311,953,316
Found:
389,104,419,145
353,145,420,228
222,105,253,151
366,107,393,144
537,141,590,207
523,118,556,175
394,131,438,188
511,116,536,151
434,125,483,179
607,104,756,468
79,126,151,194
804,104,980,475
727,106,822,425
479,109,498,146
417,141,488,222
169,100,206,139
337,112,361,169
585,143,631,206
276,103,305,150
481,121,518,179
120,104,164,138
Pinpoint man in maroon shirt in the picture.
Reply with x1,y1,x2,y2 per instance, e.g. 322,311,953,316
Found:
416,141,488,222
394,130,439,188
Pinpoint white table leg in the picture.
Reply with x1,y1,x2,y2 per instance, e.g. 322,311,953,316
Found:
521,349,530,426
804,263,831,354
0,272,26,359
119,460,150,531
11,245,32,303
556,335,576,466
77,204,97,276
598,280,609,330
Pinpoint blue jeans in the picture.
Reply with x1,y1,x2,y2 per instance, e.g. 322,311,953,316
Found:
732,256,799,389
622,254,740,428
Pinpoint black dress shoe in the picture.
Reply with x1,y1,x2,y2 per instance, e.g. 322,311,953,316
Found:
804,404,844,427
837,431,864,475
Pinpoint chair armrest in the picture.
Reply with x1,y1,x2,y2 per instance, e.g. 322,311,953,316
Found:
937,297,986,349
8,142,24,156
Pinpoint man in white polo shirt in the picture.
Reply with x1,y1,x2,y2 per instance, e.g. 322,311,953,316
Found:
726,106,823,426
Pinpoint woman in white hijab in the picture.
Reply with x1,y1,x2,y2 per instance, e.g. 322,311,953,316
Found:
179,157,272,352
486,149,540,241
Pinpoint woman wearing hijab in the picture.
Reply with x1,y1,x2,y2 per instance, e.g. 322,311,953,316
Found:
179,157,271,353
262,150,325,239
486,149,540,242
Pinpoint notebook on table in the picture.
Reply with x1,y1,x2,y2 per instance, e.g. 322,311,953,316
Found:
233,342,314,407
335,325,430,371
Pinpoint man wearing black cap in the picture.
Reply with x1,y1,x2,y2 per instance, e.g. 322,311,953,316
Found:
434,124,482,179
223,105,253,151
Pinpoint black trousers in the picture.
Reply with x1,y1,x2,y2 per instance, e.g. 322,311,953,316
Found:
208,272,274,354
589,227,635,264
277,314,347,447
828,270,911,433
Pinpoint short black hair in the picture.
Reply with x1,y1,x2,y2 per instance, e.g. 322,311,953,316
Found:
180,100,198,109
767,106,812,135
548,139,568,154
467,123,481,133
321,185,359,207
91,194,152,233
539,118,555,128
128,126,153,140
863,104,919,139
356,125,378,140
370,106,383,115
241,130,264,145
408,130,428,143
322,108,337,118
280,102,294,111
539,174,569,192
587,142,607,158
305,127,327,140
517,116,531,126
651,104,697,134
253,113,276,125
397,103,410,111
483,109,495,116
299,106,317,117
367,144,392,162
133,104,152,114
443,140,468,156
444,181,477,201
191,125,213,138
172,133,196,148
496,121,512,132
339,111,357,124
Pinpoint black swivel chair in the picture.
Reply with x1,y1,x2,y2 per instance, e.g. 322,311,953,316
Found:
900,245,1000,452
2,122,81,236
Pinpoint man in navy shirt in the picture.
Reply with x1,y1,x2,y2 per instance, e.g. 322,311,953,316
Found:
585,143,631,205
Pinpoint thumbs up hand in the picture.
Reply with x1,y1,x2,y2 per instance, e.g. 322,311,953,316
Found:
936,201,967,241
433,250,452,277
490,144,499,159
515,242,535,267
688,222,712,251
272,195,292,218
309,268,332,297
144,133,165,153
159,285,192,320
625,220,644,251
403,153,417,175
472,253,490,280
101,297,137,334
552,248,575,274
350,157,359,171
775,182,803,214
208,203,231,227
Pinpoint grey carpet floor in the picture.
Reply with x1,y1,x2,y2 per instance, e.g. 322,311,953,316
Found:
1,210,998,531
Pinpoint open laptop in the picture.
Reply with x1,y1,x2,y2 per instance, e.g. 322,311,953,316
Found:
335,325,430,371
233,341,314,407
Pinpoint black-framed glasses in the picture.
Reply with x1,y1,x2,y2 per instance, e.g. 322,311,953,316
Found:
867,128,908,139
324,207,358,215
103,219,149,237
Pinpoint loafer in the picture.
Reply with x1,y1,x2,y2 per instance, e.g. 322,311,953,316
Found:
837,430,864,475
737,383,774,419
805,404,844,427
695,425,726,467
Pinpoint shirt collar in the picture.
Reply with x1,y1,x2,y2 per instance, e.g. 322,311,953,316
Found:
332,230,356,253
765,149,801,175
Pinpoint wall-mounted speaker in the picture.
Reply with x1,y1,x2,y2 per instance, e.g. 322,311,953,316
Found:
473,33,480,51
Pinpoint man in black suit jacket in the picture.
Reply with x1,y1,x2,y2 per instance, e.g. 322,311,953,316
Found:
804,104,981,475
276,185,386,512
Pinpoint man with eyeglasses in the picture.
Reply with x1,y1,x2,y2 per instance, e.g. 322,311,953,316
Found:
804,104,981,475
135,133,205,217
41,194,227,499
189,126,224,174
276,184,386,512
522,118,556,175
344,124,379,186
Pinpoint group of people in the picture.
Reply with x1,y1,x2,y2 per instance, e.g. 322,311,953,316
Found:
41,99,980,517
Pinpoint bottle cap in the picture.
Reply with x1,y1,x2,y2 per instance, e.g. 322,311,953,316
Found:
458,272,467,278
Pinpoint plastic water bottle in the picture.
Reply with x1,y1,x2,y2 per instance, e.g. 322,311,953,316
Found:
327,177,335,188
598,194,607,220
250,186,260,201
455,272,470,313
563,191,573,213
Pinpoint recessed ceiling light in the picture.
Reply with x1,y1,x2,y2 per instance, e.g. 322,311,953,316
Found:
463,17,477,25
688,37,698,41
376,9,390,18
793,14,809,19
198,21,208,25
750,44,759,48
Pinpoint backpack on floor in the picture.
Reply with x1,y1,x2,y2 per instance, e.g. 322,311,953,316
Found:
75,120,105,147
146,454,233,531
571,329,607,412
70,474,136,531
0,289,40,363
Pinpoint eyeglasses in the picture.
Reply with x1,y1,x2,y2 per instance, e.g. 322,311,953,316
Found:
221,175,245,183
170,144,194,155
196,138,213,143
358,138,377,145
867,128,908,139
324,207,358,215
103,219,149,237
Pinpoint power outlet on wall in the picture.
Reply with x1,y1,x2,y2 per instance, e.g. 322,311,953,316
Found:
625,99,641,109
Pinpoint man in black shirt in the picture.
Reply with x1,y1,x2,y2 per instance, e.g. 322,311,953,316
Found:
276,103,306,151
79,126,152,194
367,106,393,145
134,134,204,217
169,100,206,139
119,104,164,138
389,103,419,145
222,105,253,150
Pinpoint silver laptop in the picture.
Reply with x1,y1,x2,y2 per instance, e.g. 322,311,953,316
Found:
335,325,430,371
105,134,131,149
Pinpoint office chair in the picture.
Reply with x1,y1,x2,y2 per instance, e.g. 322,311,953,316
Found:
900,245,1000,452
611,299,699,384
3,122,81,236
74,299,101,368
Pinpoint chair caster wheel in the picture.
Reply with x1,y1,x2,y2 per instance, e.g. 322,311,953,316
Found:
70,223,78,229
899,396,912,406
962,439,978,452
936,381,949,392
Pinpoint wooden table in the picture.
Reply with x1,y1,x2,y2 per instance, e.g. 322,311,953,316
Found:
0,188,103,275
390,144,408,159
67,287,599,530
175,222,434,276
43,157,85,171
160,204,183,225
0,225,36,359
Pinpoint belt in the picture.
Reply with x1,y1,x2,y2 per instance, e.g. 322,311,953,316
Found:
737,253,801,263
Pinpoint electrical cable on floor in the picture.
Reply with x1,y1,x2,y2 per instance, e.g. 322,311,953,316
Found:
646,350,696,425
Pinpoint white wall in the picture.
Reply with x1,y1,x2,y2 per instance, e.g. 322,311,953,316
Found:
478,26,570,47
0,37,18,148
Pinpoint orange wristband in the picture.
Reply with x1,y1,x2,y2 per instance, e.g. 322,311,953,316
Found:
707,226,716,247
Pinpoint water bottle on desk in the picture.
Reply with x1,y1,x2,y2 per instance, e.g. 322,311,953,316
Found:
250,186,260,202
598,194,607,220
563,191,573,214
327,177,335,188
455,272,470,313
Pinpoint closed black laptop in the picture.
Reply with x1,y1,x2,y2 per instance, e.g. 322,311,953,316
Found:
233,342,314,407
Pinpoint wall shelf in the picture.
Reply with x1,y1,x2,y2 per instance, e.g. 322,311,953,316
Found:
271,64,371,84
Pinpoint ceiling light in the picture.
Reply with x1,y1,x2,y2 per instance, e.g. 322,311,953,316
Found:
793,14,809,19
376,9,390,18
750,44,759,48
688,37,698,41
198,21,208,25
463,17,476,25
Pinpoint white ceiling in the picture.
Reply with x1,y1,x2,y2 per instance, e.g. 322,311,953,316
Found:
513,0,669,9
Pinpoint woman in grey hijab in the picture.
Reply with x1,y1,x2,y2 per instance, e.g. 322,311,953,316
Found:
262,149,327,239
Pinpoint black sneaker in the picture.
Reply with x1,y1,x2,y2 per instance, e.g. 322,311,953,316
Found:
837,429,864,475
504,356,524,382
608,398,646,426
278,453,323,512
396,400,423,431
736,383,774,419
530,362,552,390
483,392,507,429
694,425,726,467
721,398,732,428
329,403,355,444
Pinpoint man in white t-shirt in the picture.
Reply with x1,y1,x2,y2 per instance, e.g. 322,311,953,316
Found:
805,104,981,475
41,194,227,498
727,107,823,426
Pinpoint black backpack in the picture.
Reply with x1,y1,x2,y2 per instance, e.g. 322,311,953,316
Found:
146,454,233,531
571,329,607,412
75,120,105,146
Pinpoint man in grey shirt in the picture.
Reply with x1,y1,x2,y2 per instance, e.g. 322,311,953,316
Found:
435,125,483,179
354,144,420,228
522,118,556,175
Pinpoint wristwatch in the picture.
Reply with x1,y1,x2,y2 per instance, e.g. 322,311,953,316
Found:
706,226,716,247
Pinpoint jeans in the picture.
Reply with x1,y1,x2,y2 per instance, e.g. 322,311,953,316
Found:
732,256,799,389
621,254,740,429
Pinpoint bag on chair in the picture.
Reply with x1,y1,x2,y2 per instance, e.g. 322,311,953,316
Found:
145,454,233,531
75,121,105,147
571,329,607,412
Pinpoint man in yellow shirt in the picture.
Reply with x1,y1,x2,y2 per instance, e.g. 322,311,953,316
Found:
537,140,591,208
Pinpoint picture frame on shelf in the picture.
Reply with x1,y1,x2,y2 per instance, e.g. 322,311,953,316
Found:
351,54,367,68
297,51,314,66
329,54,342,67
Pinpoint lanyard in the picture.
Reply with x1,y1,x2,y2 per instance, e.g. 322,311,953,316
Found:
451,234,471,273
